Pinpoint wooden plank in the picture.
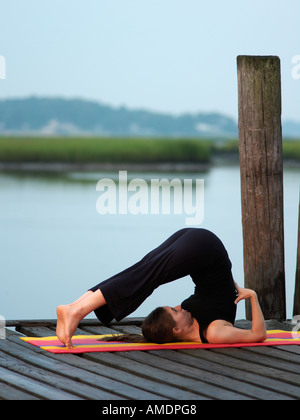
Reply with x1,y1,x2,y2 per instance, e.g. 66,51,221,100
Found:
0,365,81,400
84,351,209,400
275,345,300,355
0,348,120,401
181,348,300,399
7,317,144,328
47,351,169,400
3,330,156,400
113,325,142,334
81,325,122,335
150,348,294,400
237,55,286,320
213,347,299,375
63,326,213,400
6,328,174,400
245,345,300,364
120,349,255,400
16,325,56,337
159,349,296,400
208,348,300,387
0,380,39,400
1,333,127,400
85,348,249,400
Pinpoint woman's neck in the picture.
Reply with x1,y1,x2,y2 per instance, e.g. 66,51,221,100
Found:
181,318,201,343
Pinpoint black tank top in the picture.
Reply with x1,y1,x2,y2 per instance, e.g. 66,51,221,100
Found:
181,231,237,343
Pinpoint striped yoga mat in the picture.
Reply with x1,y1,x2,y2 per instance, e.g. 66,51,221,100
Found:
20,330,300,354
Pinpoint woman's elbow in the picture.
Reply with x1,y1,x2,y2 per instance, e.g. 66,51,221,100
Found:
256,331,267,342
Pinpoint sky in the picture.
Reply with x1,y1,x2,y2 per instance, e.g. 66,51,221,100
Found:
0,0,299,122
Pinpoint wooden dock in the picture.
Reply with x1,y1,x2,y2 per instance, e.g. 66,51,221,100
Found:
0,318,299,401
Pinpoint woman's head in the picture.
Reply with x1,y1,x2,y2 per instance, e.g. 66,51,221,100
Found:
98,306,193,344
142,306,177,344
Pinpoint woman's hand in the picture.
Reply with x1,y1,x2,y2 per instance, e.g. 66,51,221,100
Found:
234,282,256,305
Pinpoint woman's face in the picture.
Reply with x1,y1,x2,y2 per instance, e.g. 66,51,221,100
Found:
164,306,194,332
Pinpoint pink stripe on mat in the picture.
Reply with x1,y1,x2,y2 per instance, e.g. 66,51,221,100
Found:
20,330,300,354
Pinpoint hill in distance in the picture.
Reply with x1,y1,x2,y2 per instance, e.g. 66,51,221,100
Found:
0,96,298,138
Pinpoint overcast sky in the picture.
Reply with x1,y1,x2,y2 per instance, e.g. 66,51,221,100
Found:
0,0,299,121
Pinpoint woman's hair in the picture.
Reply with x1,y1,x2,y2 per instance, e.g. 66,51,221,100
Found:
142,306,177,343
98,306,178,344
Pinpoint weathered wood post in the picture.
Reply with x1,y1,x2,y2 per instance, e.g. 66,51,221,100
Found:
237,55,286,320
294,196,300,316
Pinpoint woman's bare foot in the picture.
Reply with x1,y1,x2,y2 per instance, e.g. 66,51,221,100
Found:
56,289,107,348
56,305,80,348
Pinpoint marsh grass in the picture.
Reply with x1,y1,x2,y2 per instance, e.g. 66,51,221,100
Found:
0,137,298,164
282,140,300,160
0,136,213,164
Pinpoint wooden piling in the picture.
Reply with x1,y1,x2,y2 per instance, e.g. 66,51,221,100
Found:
237,55,286,320
294,197,300,316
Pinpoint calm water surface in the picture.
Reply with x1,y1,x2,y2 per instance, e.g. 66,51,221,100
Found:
0,165,299,321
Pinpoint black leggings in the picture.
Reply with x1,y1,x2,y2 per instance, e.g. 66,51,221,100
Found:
89,228,235,325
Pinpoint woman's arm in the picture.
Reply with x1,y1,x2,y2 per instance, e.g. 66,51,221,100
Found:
234,284,267,340
206,284,267,344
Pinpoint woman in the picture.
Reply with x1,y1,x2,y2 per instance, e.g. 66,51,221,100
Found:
56,228,267,348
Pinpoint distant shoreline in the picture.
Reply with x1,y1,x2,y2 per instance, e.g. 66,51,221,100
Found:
0,161,212,173
1,156,300,174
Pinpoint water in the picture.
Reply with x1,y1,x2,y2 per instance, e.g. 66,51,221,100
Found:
0,165,299,321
